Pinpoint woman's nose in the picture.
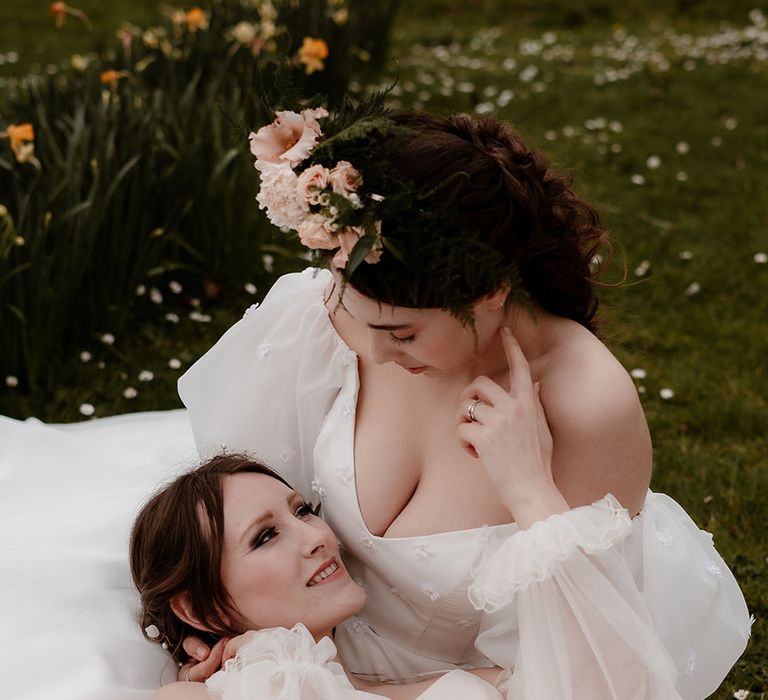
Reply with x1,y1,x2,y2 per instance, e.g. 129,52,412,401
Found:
300,519,332,557
367,332,399,365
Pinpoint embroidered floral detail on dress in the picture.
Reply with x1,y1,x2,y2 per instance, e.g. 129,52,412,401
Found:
220,442,227,452
413,543,435,561
474,525,492,543
700,528,715,544
421,583,441,601
685,648,697,675
390,587,408,602
455,617,476,630
259,341,273,359
336,465,353,486
360,532,376,551
346,616,368,634
656,528,675,548
353,577,370,594
280,447,296,465
311,479,326,501
340,400,355,418
242,303,259,319
704,560,725,580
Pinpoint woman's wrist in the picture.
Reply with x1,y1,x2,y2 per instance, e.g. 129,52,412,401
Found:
504,480,570,529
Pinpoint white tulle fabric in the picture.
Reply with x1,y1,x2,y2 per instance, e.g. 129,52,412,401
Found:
179,268,354,501
205,624,503,700
206,624,382,699
470,495,681,699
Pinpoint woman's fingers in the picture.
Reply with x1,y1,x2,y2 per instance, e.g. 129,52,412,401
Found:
178,637,228,683
182,634,211,663
501,326,534,396
222,631,256,665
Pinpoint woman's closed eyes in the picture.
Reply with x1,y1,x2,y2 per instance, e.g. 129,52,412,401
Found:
389,332,416,345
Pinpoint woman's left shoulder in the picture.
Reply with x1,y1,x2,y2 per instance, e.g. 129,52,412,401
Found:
538,324,651,514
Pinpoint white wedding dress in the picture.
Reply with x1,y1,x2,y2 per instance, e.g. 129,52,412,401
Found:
0,268,751,700
179,269,751,699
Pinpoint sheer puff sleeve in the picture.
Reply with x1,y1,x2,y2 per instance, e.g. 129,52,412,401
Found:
471,494,751,700
205,624,384,699
178,269,355,499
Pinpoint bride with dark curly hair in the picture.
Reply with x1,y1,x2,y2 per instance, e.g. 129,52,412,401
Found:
174,108,751,698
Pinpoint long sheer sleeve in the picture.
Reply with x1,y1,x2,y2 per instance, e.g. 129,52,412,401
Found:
178,269,356,499
471,494,750,699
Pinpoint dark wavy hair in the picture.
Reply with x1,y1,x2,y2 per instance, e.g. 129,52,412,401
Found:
129,454,292,662
331,112,611,333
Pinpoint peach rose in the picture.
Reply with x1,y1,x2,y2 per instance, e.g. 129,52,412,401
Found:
330,160,363,198
331,223,383,267
296,164,332,208
248,108,329,170
297,214,336,250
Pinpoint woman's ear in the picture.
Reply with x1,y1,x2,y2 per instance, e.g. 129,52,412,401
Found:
170,593,212,634
482,284,510,310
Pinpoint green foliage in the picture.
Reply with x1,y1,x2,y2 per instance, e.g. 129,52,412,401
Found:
0,0,399,388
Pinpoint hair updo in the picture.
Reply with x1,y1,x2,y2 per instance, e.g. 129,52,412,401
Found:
338,112,610,334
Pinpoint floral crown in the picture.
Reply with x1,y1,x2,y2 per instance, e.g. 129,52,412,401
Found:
248,98,414,274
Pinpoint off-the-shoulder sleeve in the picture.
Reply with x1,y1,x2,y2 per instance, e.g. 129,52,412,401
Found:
178,269,357,498
471,496,682,699
205,624,384,699
471,493,751,699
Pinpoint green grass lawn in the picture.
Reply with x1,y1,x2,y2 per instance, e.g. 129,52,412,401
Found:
1,1,767,696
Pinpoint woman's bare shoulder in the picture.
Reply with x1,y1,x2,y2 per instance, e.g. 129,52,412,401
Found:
152,681,210,700
537,325,652,515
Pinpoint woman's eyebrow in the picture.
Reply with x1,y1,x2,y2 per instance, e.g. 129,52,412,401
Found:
239,493,298,544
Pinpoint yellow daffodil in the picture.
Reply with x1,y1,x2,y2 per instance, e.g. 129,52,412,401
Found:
297,37,329,75
185,8,209,32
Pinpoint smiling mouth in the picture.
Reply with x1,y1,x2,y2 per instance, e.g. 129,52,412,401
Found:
307,559,341,587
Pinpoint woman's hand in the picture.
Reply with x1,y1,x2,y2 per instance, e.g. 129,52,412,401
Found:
178,636,228,683
456,327,569,528
221,630,261,665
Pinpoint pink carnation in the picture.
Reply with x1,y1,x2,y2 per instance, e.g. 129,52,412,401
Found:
248,107,329,170
297,214,337,250
296,164,332,208
330,161,363,198
255,163,305,230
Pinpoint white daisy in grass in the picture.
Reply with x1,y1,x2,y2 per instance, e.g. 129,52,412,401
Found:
754,252,767,264
659,388,675,400
138,370,154,382
123,387,137,399
79,403,95,416
100,333,115,345
630,368,647,380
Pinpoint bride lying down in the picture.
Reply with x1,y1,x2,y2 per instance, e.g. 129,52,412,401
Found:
130,454,504,699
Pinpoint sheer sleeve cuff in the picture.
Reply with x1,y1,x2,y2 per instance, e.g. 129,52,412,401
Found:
468,494,632,612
